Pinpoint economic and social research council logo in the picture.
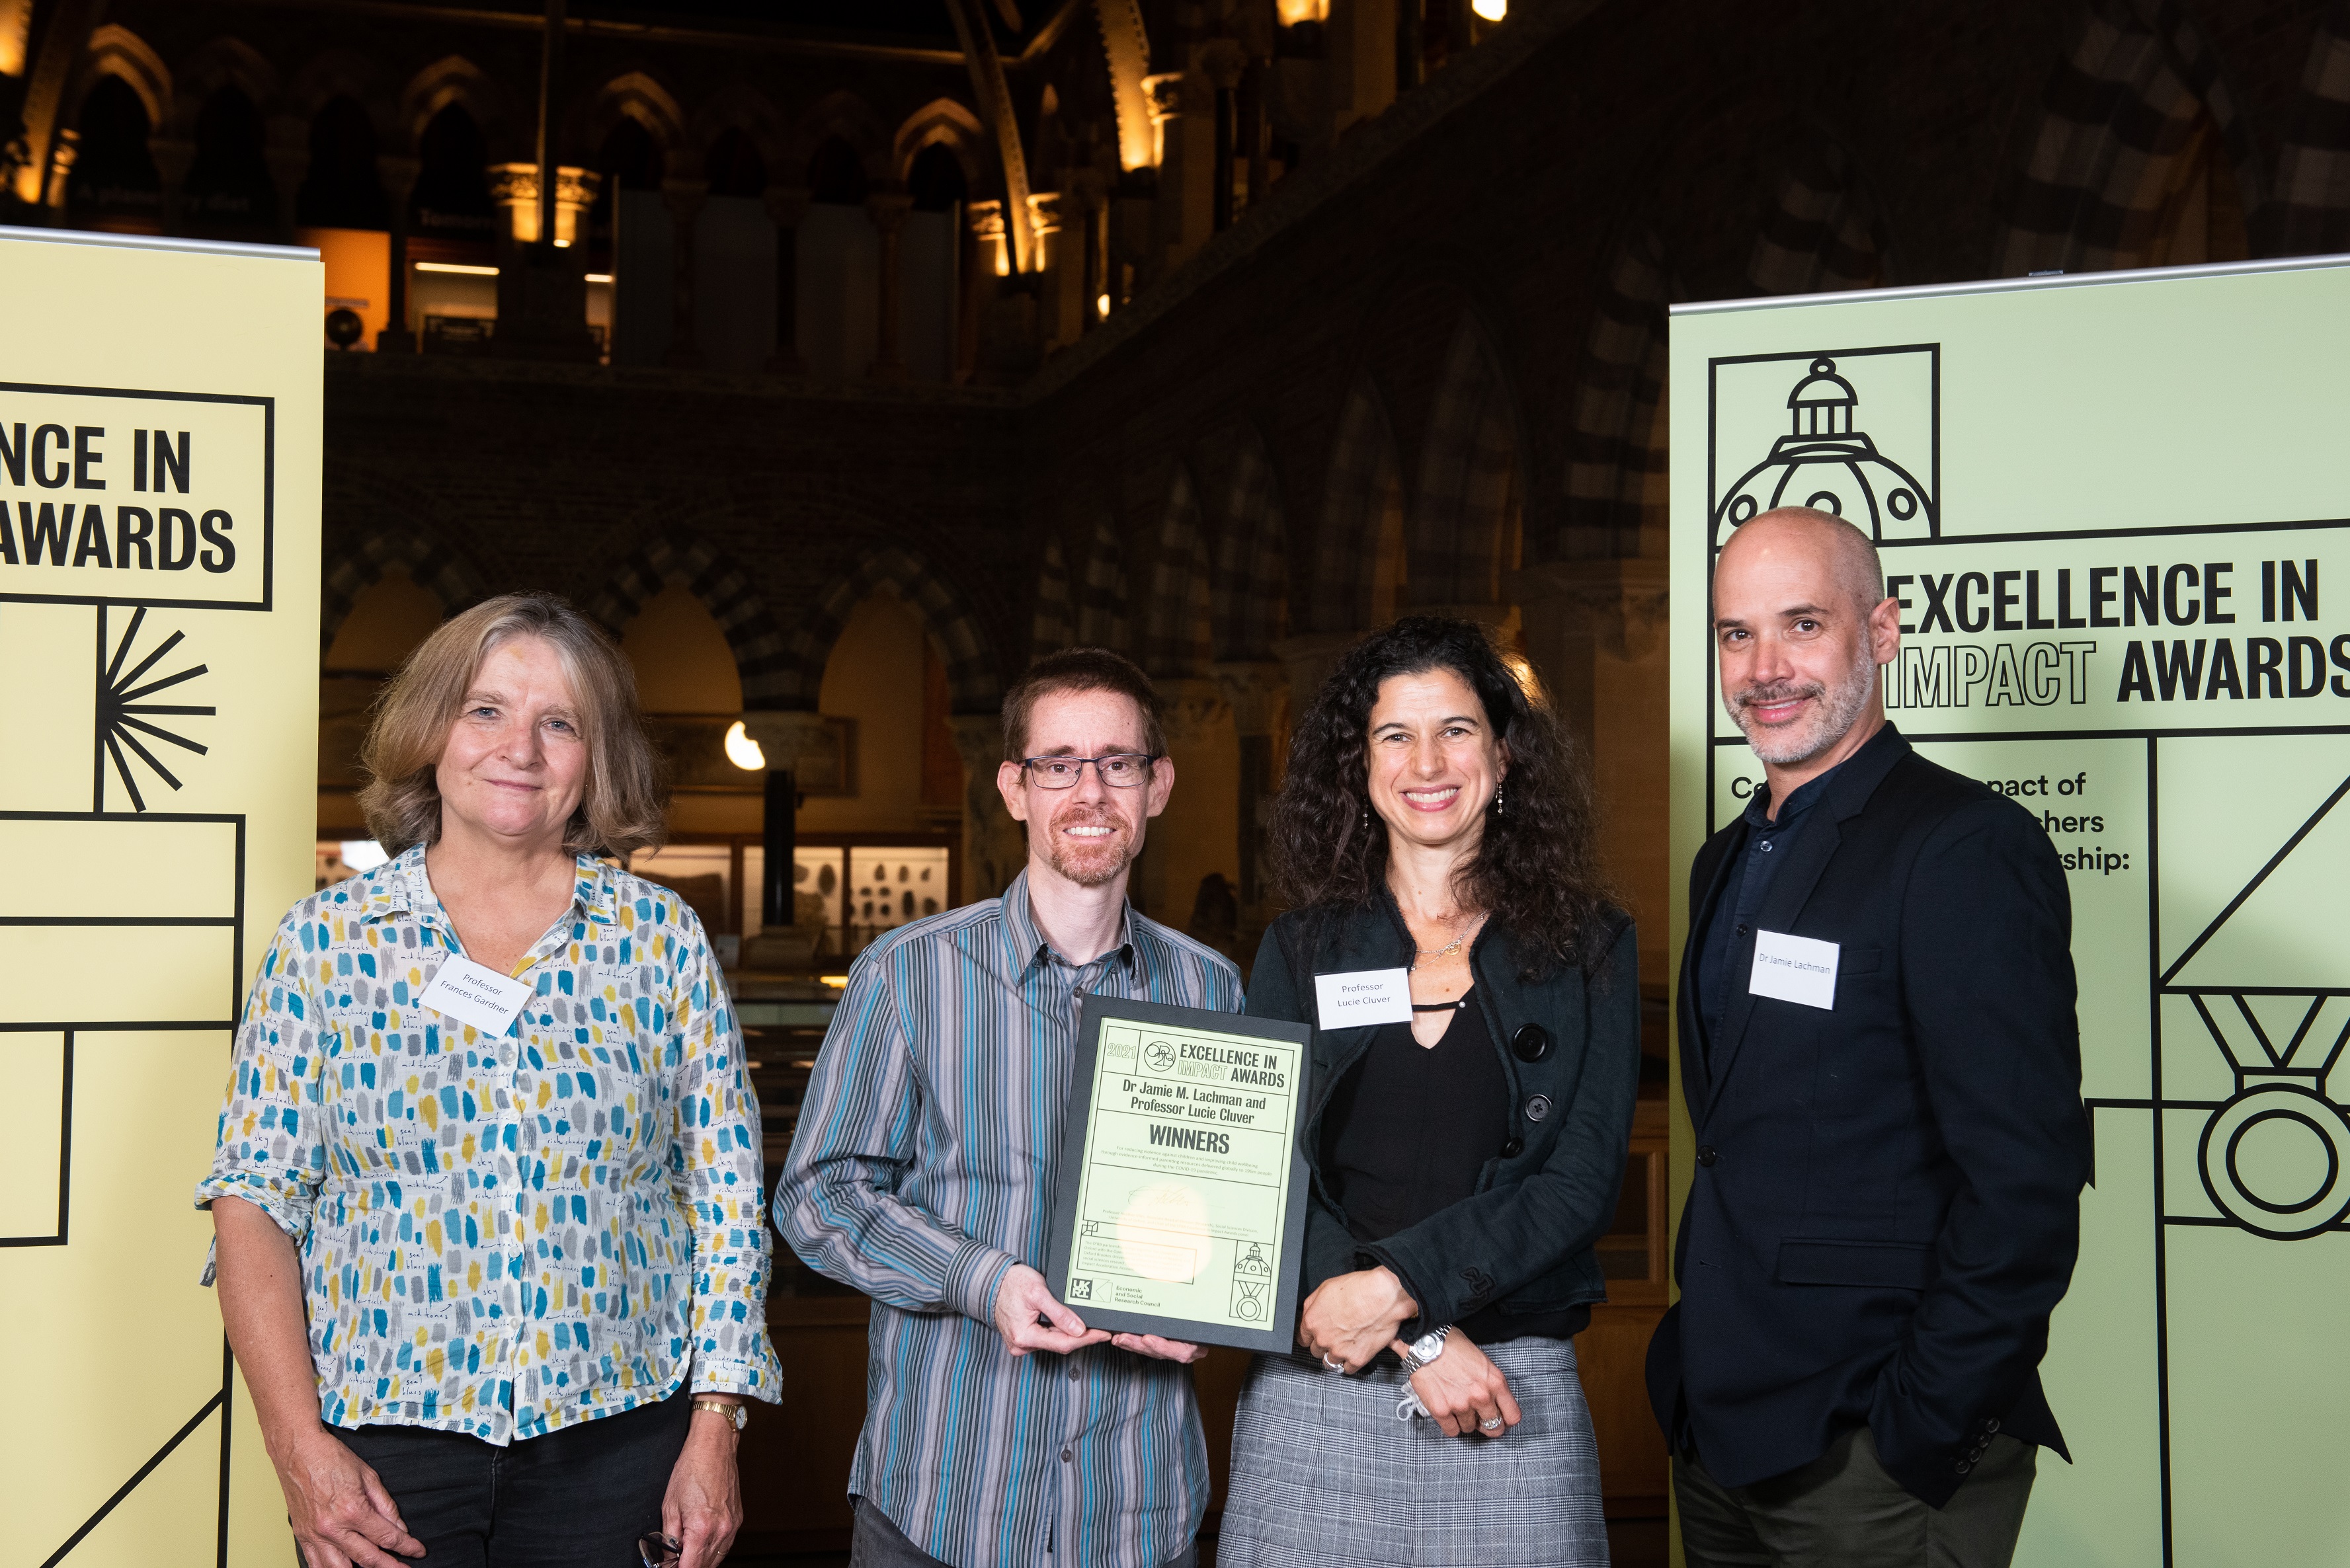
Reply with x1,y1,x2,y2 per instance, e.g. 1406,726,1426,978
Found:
1709,345,1939,545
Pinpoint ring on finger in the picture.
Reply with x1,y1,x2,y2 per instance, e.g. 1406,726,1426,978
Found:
1479,1417,1504,1432
1323,1353,1344,1372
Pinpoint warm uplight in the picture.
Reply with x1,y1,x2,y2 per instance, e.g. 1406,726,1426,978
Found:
1502,651,1545,703
1471,0,1506,17
1097,293,1112,317
723,721,767,771
585,273,613,284
417,262,499,276
820,974,850,988
1274,0,1328,22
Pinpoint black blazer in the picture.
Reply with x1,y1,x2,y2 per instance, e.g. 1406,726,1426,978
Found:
1644,725,2089,1509
1247,894,1641,1341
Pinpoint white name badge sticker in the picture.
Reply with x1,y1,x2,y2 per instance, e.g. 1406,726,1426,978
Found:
418,954,534,1037
1748,929,1840,1011
1314,967,1415,1027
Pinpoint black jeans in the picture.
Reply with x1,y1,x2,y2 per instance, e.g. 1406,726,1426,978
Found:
331,1393,690,1567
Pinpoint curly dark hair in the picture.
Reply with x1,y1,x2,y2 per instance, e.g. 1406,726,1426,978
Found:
1267,616,1617,978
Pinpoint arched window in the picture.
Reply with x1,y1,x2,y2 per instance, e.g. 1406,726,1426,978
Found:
907,141,967,212
588,114,663,249
410,102,495,239
66,74,159,221
185,85,274,233
620,582,745,715
297,95,387,230
704,125,766,199
808,136,869,206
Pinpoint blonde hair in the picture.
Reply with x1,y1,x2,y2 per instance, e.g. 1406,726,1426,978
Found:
358,593,668,859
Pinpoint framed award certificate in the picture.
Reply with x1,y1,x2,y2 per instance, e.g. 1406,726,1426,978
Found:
1045,996,1315,1354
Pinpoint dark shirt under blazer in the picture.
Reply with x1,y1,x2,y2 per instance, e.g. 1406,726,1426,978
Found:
1644,724,2091,1509
1248,892,1641,1345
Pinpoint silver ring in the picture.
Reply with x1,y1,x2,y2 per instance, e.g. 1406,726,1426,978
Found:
1323,1354,1344,1372
1479,1417,1504,1431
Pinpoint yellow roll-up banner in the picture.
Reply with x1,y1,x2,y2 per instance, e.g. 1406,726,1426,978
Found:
1671,255,2350,1565
0,227,319,1564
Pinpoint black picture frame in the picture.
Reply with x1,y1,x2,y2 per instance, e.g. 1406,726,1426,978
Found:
1044,995,1314,1354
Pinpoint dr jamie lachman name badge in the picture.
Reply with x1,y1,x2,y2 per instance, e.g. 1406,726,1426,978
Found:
1045,996,1313,1353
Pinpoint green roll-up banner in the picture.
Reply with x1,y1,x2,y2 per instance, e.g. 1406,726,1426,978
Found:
1670,256,2350,1565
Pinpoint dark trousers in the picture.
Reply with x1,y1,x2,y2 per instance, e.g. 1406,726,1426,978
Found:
330,1393,690,1567
1675,1426,2036,1568
849,1497,1198,1568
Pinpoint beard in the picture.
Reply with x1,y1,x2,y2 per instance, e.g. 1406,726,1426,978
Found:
1724,637,1880,765
1035,801,1135,888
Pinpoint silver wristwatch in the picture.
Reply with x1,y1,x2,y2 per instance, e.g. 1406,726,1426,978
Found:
1398,1325,1452,1373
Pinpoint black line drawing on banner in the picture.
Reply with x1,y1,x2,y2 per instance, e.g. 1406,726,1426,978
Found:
1230,1242,1271,1321
1708,346,1940,543
93,605,214,813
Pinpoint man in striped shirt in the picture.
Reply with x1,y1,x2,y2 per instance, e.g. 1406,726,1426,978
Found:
776,648,1244,1568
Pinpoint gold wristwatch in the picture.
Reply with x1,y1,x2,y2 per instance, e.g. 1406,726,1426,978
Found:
693,1397,748,1431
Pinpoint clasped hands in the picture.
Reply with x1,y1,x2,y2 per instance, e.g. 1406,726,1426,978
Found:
991,1263,1208,1364
1299,1266,1523,1440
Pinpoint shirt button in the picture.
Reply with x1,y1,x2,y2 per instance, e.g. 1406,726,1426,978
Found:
1736,923,1750,937
1500,1137,1525,1158
1697,1145,1720,1167
1759,840,1774,853
1068,1365,1081,1382
1061,1447,1074,1462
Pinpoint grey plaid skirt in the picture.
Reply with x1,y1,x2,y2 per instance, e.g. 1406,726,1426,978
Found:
1216,1336,1609,1568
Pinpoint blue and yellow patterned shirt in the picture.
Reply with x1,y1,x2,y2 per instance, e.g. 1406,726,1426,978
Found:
196,843,781,1444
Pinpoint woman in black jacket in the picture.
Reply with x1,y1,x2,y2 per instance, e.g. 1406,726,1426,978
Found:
1217,616,1637,1568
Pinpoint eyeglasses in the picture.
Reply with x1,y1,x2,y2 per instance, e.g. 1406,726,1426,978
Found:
1020,753,1159,789
639,1532,681,1567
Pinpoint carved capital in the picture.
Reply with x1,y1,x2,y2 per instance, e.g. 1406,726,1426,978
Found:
374,154,422,200
661,178,709,223
1153,676,1231,746
1143,71,1205,124
1026,189,1067,239
737,711,839,771
1197,39,1248,91
764,183,812,227
866,190,914,233
1268,631,1361,717
1508,560,1672,662
1211,660,1289,737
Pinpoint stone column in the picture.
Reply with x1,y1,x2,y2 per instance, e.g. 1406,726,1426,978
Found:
737,711,842,956
1198,40,1246,233
40,126,77,216
764,183,809,374
946,715,1025,905
1145,676,1236,933
1027,188,1081,350
376,155,422,352
661,178,708,368
1509,558,1670,979
866,189,912,382
147,136,194,235
265,115,309,241
1144,70,1214,270
1213,658,1289,921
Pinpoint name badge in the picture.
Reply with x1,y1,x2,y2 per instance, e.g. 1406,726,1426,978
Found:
1313,967,1414,1027
419,953,534,1037
1748,929,1840,1011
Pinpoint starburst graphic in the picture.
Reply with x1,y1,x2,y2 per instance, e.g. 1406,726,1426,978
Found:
93,606,214,812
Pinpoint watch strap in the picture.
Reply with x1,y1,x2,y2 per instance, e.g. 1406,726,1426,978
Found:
692,1397,747,1431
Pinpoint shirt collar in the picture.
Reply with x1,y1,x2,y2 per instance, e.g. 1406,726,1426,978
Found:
999,867,1137,977
352,841,618,929
1743,721,1902,832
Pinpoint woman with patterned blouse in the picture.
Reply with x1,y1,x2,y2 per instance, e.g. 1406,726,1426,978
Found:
198,594,778,1568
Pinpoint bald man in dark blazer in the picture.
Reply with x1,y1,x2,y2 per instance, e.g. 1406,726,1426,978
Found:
1647,508,2089,1567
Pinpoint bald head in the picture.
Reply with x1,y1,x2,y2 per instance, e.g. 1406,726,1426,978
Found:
1718,506,1883,619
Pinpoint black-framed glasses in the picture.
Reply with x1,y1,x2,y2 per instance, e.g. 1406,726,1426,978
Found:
639,1532,681,1567
1020,753,1159,789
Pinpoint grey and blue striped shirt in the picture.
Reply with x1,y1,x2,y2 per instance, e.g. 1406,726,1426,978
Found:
776,870,1243,1568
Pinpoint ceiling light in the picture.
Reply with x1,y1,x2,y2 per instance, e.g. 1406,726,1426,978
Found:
723,721,767,771
585,273,613,284
415,262,498,276
1472,0,1505,17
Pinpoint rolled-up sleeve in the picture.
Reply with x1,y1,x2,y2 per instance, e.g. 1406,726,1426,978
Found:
194,911,330,1239
668,921,784,1401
